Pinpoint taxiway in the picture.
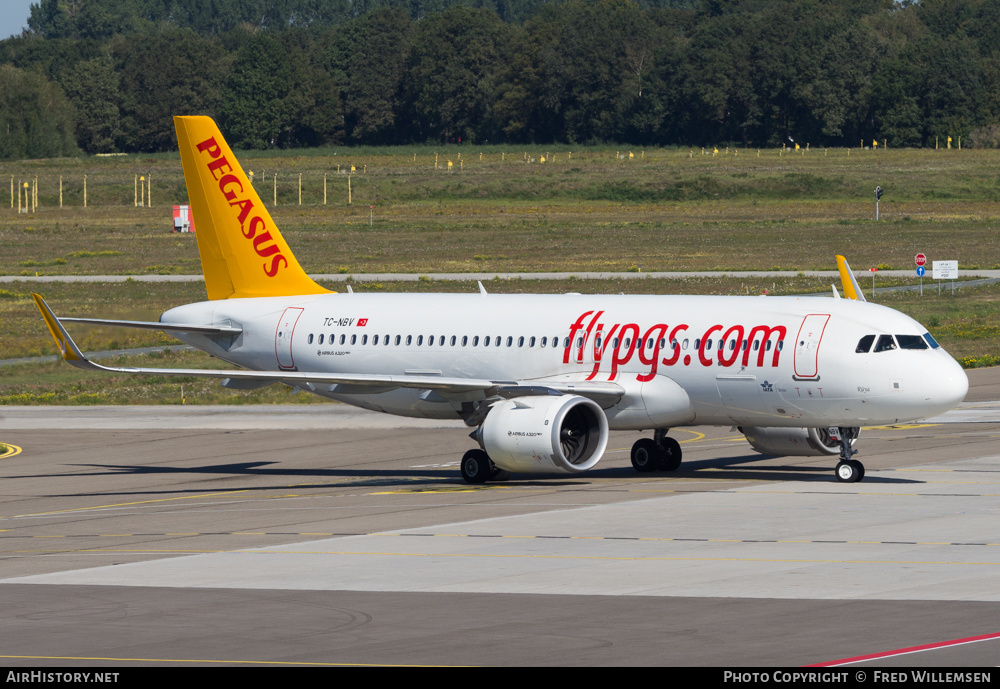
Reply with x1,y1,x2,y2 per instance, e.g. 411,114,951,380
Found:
1,369,999,666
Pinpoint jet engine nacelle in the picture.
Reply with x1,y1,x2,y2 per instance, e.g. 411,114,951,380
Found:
741,426,859,456
479,395,609,474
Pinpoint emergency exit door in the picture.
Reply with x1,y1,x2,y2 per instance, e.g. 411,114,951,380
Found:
275,307,304,370
793,314,829,379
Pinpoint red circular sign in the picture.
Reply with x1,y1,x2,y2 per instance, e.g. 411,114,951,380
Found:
915,253,927,266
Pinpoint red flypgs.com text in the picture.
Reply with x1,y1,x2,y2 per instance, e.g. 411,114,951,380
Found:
564,311,787,382
195,137,288,277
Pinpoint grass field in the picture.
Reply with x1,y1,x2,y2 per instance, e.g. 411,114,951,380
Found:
2,146,999,276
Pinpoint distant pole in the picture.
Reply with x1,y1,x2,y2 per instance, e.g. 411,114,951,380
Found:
273,174,276,206
9,176,12,209
147,174,151,207
348,175,352,205
140,176,145,207
59,176,63,208
298,173,301,205
83,175,87,208
323,173,327,205
134,175,138,207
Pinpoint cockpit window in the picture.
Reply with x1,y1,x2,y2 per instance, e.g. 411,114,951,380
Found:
896,334,929,350
923,332,941,349
856,334,875,353
873,334,897,352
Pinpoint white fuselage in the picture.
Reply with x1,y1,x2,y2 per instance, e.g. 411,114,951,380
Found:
162,292,969,429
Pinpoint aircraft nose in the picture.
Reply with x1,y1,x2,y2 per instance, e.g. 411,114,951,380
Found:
925,356,968,416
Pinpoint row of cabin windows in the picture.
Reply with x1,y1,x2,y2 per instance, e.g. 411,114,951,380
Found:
308,333,570,348
306,332,784,354
855,333,939,353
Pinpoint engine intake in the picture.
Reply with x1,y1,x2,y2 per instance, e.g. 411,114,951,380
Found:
478,395,609,474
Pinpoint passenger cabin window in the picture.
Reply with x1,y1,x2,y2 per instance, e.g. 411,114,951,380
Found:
873,334,896,352
856,334,875,353
896,334,929,350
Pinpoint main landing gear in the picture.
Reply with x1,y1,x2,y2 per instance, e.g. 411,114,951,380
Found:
460,449,508,484
631,429,682,473
833,427,864,483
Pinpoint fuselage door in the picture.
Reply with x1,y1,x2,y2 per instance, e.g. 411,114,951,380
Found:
793,314,830,380
275,307,304,370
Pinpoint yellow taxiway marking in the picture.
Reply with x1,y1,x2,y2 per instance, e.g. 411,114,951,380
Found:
676,429,706,443
7,490,252,519
863,423,939,430
0,444,23,458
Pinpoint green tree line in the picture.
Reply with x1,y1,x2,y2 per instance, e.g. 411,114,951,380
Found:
2,0,1000,159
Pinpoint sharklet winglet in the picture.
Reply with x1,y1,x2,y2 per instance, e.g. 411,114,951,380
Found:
836,255,866,302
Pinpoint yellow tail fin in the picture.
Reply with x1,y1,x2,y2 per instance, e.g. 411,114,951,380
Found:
174,116,330,300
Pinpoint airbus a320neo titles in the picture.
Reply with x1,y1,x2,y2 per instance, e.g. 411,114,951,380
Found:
34,117,969,484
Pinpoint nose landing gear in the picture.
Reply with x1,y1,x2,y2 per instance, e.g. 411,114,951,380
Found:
832,427,864,482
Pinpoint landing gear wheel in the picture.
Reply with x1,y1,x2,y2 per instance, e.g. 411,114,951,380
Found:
657,437,682,471
461,449,493,484
850,459,865,481
631,438,659,473
835,460,863,483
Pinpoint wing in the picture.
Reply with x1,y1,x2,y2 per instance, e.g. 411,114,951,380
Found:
33,294,624,402
58,317,242,336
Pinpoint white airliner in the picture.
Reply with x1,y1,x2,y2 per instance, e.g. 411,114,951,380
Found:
34,116,969,484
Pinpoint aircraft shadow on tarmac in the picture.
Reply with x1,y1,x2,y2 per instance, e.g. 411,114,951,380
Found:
14,453,923,498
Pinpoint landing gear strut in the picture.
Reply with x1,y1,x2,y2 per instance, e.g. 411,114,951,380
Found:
833,426,864,483
631,429,682,473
